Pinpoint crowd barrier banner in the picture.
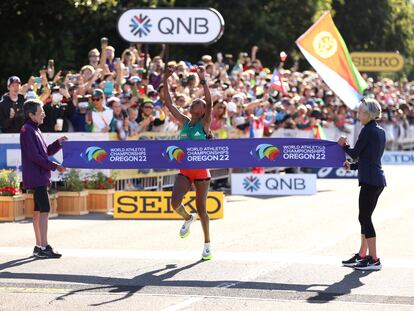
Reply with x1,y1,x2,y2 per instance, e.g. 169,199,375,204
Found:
114,191,224,219
311,167,358,178
231,173,317,195
382,151,414,165
62,138,345,169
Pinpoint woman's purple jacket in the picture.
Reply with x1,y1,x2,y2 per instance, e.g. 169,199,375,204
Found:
19,119,61,189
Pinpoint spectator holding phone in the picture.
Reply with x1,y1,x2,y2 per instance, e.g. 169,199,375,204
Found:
40,86,74,132
0,76,25,133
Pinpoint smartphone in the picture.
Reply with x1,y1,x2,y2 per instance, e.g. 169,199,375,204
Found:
48,59,54,67
217,52,223,63
104,81,114,95
35,77,42,84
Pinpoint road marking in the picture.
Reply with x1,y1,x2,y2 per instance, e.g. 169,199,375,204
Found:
0,286,413,308
0,247,413,268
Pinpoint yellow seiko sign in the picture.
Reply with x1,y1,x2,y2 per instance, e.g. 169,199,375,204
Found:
350,52,404,72
114,191,224,219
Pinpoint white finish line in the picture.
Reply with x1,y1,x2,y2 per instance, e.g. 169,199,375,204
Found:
0,247,413,269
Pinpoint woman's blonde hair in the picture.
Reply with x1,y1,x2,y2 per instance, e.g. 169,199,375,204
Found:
359,98,382,121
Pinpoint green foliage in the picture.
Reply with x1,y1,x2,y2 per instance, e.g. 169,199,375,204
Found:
0,170,20,196
332,0,414,79
84,171,116,189
59,169,84,192
0,0,414,90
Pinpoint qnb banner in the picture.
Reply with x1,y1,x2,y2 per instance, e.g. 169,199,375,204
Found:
62,138,345,170
117,8,224,44
231,174,317,196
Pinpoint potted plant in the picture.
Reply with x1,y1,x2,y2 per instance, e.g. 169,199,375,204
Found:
84,172,116,213
0,170,25,221
24,188,58,218
57,169,89,215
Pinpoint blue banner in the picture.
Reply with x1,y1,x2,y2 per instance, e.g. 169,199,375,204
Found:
62,138,345,169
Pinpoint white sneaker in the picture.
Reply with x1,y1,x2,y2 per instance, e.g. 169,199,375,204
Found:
201,243,212,261
179,214,196,238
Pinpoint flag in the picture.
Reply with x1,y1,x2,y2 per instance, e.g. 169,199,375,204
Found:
296,11,367,109
270,68,286,95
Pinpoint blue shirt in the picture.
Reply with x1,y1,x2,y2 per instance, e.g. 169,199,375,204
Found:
345,120,386,187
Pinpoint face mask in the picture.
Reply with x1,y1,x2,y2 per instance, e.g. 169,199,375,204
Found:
78,101,89,109
52,93,63,103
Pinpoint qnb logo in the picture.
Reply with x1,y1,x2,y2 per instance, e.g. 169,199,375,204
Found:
82,147,108,163
254,144,281,161
164,146,186,162
242,176,261,192
130,14,152,37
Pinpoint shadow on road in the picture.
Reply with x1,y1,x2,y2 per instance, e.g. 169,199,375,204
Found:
0,264,377,307
0,256,38,271
306,269,374,304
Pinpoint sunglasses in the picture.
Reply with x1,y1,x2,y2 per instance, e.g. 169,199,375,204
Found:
143,105,153,109
92,97,102,101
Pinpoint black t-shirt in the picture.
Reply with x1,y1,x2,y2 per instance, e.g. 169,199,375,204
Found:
0,93,25,133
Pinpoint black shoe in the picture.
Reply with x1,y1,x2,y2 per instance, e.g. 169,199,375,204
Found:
354,256,382,270
44,245,62,259
33,247,48,259
342,253,364,267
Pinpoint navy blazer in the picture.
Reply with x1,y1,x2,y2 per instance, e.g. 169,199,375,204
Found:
344,120,386,187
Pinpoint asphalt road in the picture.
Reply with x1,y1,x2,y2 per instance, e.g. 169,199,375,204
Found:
0,165,413,310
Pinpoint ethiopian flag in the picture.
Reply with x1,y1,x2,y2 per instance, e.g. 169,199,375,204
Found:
296,11,367,109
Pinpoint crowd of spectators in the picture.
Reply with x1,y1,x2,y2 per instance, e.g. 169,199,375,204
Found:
1,39,414,148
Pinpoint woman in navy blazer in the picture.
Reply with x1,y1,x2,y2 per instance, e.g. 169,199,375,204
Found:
338,98,386,271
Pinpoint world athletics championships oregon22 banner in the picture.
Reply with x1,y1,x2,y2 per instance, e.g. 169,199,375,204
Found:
62,138,345,169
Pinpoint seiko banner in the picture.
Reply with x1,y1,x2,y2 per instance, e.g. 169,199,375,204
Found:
114,191,224,219
231,174,317,196
382,151,414,165
117,8,224,44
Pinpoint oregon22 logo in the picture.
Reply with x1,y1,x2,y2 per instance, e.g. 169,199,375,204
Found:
82,146,108,163
253,144,281,161
163,146,186,162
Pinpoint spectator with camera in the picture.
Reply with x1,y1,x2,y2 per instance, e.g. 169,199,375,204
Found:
108,96,128,140
0,76,26,133
40,86,75,133
70,95,90,132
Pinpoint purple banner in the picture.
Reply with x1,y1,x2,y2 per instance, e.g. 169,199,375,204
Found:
62,138,345,169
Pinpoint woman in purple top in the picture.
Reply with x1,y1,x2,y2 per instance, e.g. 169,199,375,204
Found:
20,99,67,259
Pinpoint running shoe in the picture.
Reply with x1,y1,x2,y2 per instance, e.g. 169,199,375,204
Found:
44,244,62,258
179,214,196,238
33,246,47,259
354,256,382,270
342,253,364,267
201,245,212,261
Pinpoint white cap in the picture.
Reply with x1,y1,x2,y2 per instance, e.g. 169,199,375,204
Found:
227,101,237,113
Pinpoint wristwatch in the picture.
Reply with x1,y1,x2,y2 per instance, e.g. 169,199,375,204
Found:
199,79,206,85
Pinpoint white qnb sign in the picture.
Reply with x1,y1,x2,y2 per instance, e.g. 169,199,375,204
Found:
118,8,224,44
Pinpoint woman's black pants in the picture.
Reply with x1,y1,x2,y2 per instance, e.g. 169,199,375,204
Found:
358,184,384,238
